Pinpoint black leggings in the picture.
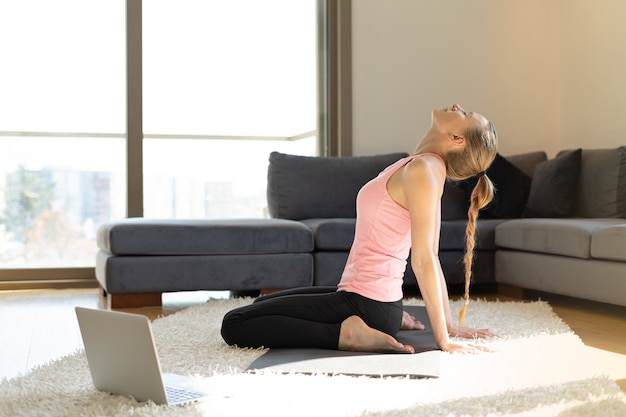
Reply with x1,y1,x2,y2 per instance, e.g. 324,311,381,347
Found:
221,286,403,350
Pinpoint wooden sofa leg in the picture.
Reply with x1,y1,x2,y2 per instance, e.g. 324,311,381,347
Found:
260,288,288,296
106,292,163,309
497,284,528,300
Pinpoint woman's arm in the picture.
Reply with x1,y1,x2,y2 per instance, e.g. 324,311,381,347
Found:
433,181,497,340
399,156,490,352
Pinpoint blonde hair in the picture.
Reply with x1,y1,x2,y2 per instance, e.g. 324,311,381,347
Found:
445,122,498,324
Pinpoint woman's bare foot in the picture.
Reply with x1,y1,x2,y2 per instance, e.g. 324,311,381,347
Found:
400,310,425,330
338,316,415,354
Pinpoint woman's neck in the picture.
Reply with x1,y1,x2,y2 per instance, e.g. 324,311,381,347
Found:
413,142,446,158
413,130,449,157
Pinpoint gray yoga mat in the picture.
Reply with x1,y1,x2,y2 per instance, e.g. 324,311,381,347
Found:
247,305,441,378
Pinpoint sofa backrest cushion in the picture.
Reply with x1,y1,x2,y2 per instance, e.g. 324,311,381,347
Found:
454,153,537,219
267,152,408,220
485,153,534,219
505,151,548,178
523,149,582,218
440,181,470,220
570,146,626,218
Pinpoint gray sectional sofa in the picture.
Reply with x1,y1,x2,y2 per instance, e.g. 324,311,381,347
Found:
96,147,626,308
494,147,626,306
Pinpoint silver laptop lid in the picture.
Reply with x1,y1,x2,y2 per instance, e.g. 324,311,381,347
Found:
75,307,169,404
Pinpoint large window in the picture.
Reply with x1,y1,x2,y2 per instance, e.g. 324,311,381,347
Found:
0,0,317,273
0,1,126,269
143,0,317,219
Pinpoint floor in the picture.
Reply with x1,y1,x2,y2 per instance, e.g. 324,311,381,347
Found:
0,287,624,393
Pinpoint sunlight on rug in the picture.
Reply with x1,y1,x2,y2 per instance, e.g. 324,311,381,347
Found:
1,298,625,417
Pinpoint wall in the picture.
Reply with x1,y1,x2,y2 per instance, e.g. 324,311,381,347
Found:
352,0,626,158
559,0,626,151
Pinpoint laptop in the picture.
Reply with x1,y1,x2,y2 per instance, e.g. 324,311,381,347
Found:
75,307,210,406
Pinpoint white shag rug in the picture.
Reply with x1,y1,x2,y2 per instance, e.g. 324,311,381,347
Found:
1,298,625,417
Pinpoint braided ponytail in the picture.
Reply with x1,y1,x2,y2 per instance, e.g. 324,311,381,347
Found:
458,174,495,324
445,121,498,324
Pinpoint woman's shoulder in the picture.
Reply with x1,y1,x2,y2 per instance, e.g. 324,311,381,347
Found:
387,153,446,205
398,154,446,196
404,153,446,177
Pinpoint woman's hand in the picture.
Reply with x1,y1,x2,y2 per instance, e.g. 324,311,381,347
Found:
438,325,497,353
440,341,492,354
448,325,498,339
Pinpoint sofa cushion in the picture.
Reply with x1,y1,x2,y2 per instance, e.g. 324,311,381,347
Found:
267,152,408,220
591,224,626,261
505,151,548,178
300,218,356,250
441,181,470,221
97,218,314,255
96,251,314,293
439,220,467,250
495,218,625,259
484,154,533,219
439,219,506,251
523,149,582,218
312,252,350,286
571,147,626,218
457,153,533,219
304,218,505,252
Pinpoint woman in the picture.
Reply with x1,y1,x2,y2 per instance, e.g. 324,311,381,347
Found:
221,103,498,354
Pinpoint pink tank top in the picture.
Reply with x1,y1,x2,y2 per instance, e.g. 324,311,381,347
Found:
337,153,445,302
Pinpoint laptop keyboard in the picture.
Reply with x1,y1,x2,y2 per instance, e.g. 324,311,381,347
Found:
165,386,206,404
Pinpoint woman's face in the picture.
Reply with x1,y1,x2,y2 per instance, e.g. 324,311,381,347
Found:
432,103,488,136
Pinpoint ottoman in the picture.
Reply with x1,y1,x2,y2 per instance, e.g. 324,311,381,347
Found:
96,218,314,308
